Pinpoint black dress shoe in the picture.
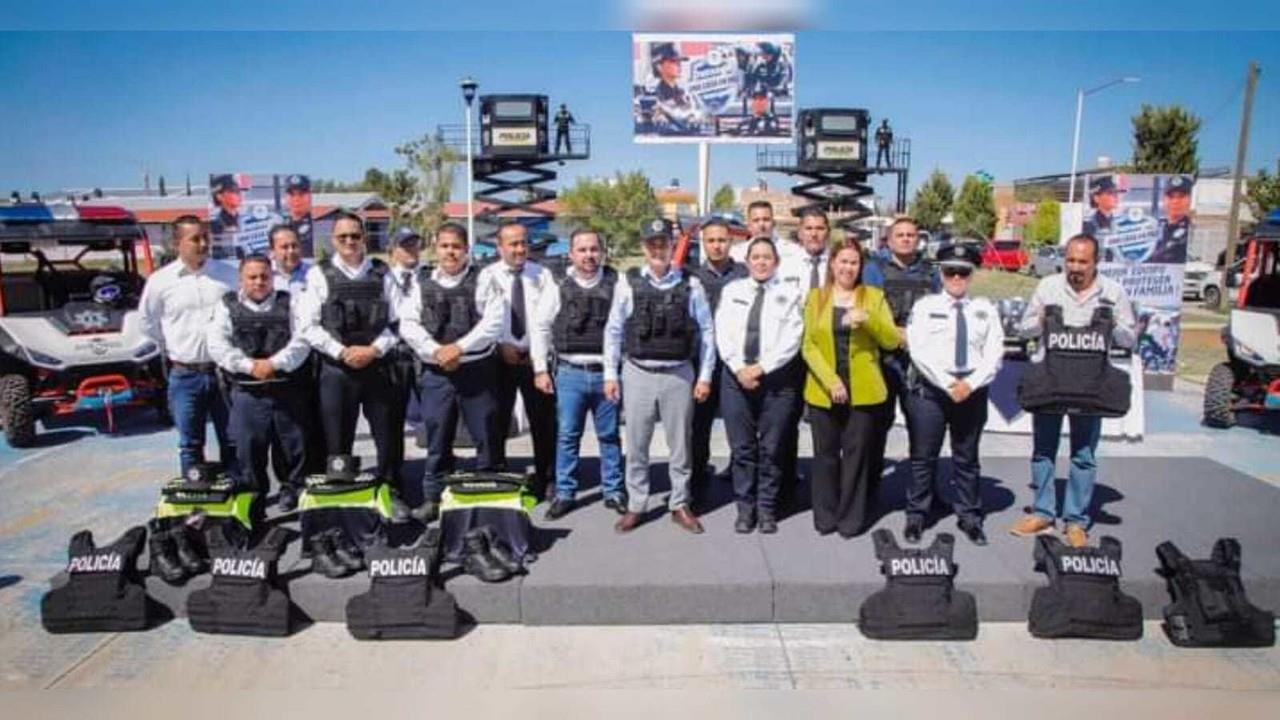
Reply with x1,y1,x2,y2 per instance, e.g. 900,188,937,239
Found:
545,497,574,520
602,496,627,515
735,513,756,534
904,516,924,545
960,522,988,547
277,486,299,513
757,515,778,534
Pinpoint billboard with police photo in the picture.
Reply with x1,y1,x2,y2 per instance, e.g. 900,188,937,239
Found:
1082,172,1194,376
208,173,313,259
632,33,794,143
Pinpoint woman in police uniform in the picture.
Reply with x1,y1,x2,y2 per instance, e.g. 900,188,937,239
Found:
801,240,901,537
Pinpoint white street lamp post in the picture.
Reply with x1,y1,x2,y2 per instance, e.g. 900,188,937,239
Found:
461,76,478,244
1068,76,1140,205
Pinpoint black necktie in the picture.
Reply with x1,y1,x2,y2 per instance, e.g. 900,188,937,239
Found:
954,300,968,371
744,283,765,364
809,256,821,291
509,267,526,340
400,270,412,296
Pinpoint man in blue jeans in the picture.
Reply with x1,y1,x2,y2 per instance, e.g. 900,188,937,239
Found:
532,229,626,520
139,215,238,476
1010,234,1136,547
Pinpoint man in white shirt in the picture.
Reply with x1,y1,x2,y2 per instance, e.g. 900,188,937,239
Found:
715,237,805,534
269,224,310,296
778,207,831,292
603,218,715,534
476,221,558,500
139,215,238,476
384,227,427,488
904,242,1004,547
207,255,312,509
298,211,405,515
532,229,626,521
397,222,503,521
730,200,804,264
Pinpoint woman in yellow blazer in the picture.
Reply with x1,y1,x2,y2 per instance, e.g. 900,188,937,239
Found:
801,240,901,537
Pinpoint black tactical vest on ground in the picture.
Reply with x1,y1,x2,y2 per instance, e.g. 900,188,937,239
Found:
346,529,460,640
1028,535,1142,640
42,526,151,633
552,267,617,355
320,259,389,346
187,525,293,637
623,268,696,361
1156,538,1275,648
419,265,482,344
687,261,747,314
859,530,978,640
1017,304,1132,417
879,258,933,327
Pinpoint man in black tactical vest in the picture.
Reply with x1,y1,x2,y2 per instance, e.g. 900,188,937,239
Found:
398,222,504,521
299,211,409,520
207,254,313,510
1157,538,1275,647
1011,234,1136,548
686,218,748,508
384,227,429,492
42,525,152,633
858,528,978,640
863,216,940,485
604,218,716,534
345,527,460,640
532,229,627,520
1028,534,1142,640
187,524,294,637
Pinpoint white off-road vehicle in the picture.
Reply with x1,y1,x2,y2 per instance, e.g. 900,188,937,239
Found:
1203,211,1280,428
0,203,166,446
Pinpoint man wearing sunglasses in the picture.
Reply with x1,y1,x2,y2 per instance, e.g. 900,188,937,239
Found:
903,242,1004,546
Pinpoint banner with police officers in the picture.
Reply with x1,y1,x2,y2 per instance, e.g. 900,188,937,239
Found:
208,172,313,260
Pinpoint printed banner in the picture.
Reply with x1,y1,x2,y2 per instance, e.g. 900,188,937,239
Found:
208,173,313,259
632,33,795,144
1082,172,1193,376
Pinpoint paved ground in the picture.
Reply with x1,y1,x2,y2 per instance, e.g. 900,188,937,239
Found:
1,377,1277,693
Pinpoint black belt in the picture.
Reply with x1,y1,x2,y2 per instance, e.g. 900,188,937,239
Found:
169,361,216,373
561,360,605,373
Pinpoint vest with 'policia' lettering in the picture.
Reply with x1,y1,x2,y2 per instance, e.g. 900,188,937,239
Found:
187,525,293,637
858,529,978,640
1028,535,1142,640
41,526,151,633
345,528,459,640
1017,303,1131,417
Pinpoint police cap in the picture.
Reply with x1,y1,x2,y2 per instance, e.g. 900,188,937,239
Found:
936,242,982,270
390,226,424,247
1164,175,1194,195
758,42,780,57
286,174,310,192
651,42,687,64
210,174,239,196
1090,175,1118,194
640,217,674,242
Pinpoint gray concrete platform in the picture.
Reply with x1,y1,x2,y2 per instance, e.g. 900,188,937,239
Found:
63,456,1280,626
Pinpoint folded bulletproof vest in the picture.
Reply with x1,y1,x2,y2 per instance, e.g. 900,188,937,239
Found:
187,525,294,637
440,472,536,564
858,530,978,641
346,528,460,640
1028,535,1142,640
1156,538,1275,648
1017,304,1131,417
42,526,152,634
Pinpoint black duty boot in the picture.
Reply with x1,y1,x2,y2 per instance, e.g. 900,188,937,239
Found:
477,525,523,575
330,529,365,572
462,528,512,583
171,525,208,575
308,531,350,579
147,521,187,584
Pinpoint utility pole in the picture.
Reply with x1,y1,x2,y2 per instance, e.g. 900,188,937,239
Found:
1219,60,1261,312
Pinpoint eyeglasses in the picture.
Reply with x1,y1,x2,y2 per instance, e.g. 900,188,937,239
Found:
334,233,364,242
941,267,972,278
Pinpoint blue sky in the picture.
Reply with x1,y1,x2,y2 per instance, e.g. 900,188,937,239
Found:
2,3,1279,203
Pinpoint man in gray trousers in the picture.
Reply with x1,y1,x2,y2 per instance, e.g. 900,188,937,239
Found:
604,218,716,534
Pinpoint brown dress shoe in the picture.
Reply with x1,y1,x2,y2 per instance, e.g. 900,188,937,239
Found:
671,506,704,534
614,511,641,534
1009,514,1055,537
1064,524,1089,548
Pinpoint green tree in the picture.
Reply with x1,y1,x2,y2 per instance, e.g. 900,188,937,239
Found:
1246,168,1280,221
1131,104,1201,175
910,169,954,231
390,133,461,236
560,171,660,259
711,183,736,213
951,175,998,240
1023,199,1061,248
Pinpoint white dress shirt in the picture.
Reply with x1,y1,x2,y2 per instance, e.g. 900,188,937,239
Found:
602,266,716,384
476,259,555,353
207,290,312,376
138,259,238,364
272,260,311,296
386,261,421,302
298,255,399,360
531,266,612,374
715,274,804,375
1018,272,1137,352
397,262,503,366
778,248,829,291
907,292,1005,392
